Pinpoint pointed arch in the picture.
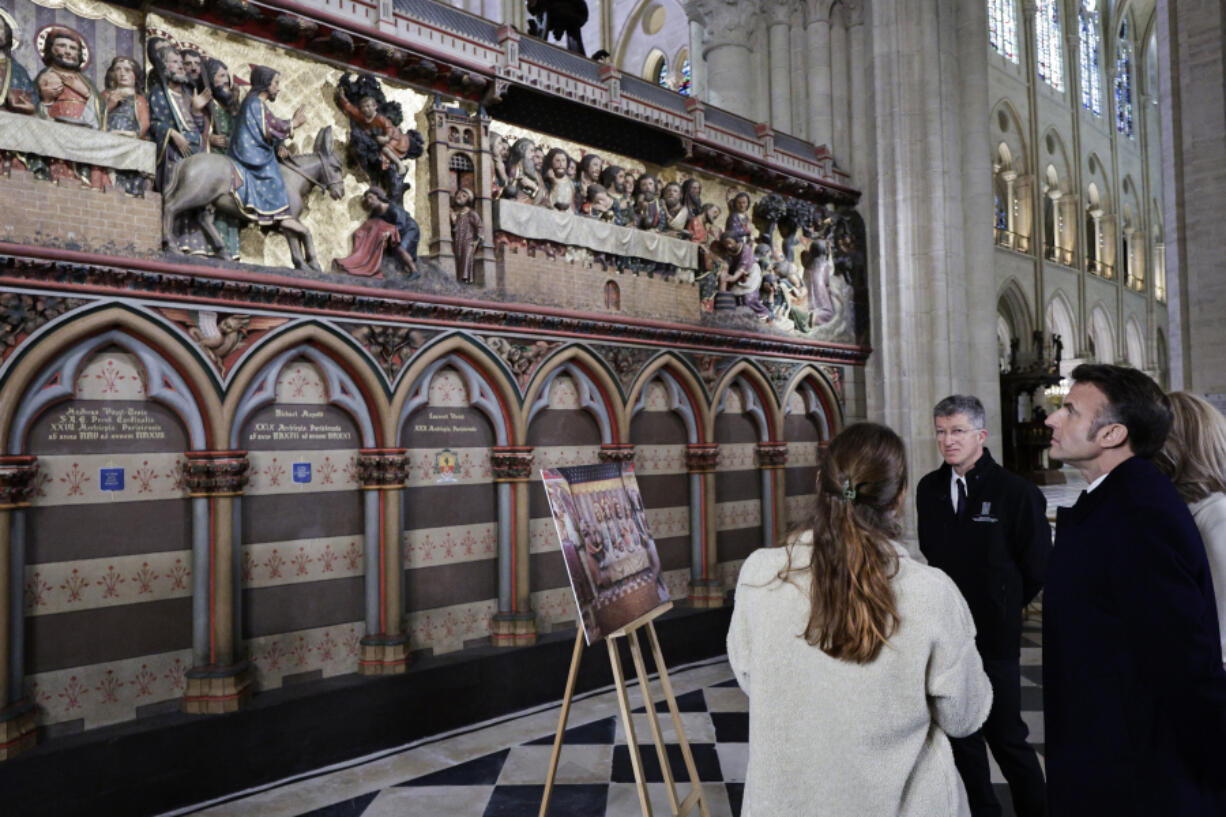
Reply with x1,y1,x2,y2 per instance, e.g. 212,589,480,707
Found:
1089,302,1117,362
781,366,843,441
1124,315,1146,369
997,277,1036,340
709,360,781,443
224,321,389,449
625,353,710,445
0,304,222,453
523,346,624,445
391,333,522,446
1045,289,1078,357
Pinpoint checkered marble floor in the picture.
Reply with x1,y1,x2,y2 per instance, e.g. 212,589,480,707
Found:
170,618,1046,817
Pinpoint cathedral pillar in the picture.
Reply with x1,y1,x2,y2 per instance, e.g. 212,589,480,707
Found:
684,0,761,120
183,451,253,715
357,449,409,675
685,443,722,607
766,1,794,135
756,442,788,548
829,7,849,167
490,446,536,646
0,457,38,759
805,4,833,149
846,0,867,179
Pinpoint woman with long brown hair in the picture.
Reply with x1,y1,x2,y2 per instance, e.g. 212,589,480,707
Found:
1153,390,1226,669
727,422,991,815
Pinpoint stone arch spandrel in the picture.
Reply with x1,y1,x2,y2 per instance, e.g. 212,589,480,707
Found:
625,352,711,445
709,360,781,444
523,346,625,445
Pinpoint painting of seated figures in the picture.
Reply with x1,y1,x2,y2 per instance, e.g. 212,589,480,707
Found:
0,0,867,347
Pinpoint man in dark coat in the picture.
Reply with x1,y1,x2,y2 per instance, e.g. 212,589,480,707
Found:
917,394,1049,817
1043,364,1226,815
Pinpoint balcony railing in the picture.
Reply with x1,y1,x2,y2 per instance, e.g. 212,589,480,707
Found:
1087,259,1115,280
1044,244,1076,267
994,228,1031,252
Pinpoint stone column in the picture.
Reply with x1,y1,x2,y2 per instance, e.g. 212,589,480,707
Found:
805,5,832,149
183,451,252,715
1002,170,1018,248
688,17,708,102
425,98,456,270
685,443,721,607
846,0,867,180
0,456,37,759
490,446,536,646
683,0,761,120
756,442,788,547
766,1,794,134
829,8,848,167
357,449,409,675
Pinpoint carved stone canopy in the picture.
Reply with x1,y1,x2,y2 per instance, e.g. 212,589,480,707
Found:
183,451,250,496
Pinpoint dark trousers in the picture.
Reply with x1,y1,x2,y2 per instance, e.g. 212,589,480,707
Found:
951,657,1046,817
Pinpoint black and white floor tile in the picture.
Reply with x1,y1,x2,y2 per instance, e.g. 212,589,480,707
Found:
170,612,1046,817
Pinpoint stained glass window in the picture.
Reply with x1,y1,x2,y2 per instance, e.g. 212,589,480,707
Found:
1115,19,1134,137
678,58,692,96
1036,0,1065,92
1079,0,1102,114
654,56,669,89
989,0,1019,63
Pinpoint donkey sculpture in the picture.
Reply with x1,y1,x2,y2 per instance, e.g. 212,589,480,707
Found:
161,127,344,273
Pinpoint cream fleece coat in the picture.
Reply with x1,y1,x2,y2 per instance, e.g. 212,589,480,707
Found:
727,542,992,817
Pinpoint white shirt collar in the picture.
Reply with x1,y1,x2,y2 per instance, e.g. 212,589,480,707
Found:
1085,473,1109,493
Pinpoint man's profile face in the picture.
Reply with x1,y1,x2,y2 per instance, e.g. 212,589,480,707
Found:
1046,381,1113,464
934,412,987,472
266,73,281,101
51,36,82,70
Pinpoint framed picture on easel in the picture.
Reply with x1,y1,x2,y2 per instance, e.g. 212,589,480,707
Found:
541,461,670,644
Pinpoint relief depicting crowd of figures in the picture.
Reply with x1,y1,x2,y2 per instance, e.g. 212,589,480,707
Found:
0,9,867,345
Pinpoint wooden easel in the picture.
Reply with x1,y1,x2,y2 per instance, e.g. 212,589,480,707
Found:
538,601,711,817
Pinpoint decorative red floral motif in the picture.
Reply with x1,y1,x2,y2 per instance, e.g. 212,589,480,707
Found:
316,631,339,662
165,459,188,492
132,460,159,494
131,664,158,697
263,641,284,671
33,471,52,499
164,658,186,692
347,625,361,658
320,544,337,573
285,370,320,399
91,359,136,395
263,549,285,579
99,565,125,599
132,562,159,595
95,670,124,704
342,456,359,485
263,458,285,488
318,456,337,485
167,559,190,591
60,569,90,603
58,676,88,711
25,571,51,610
344,541,361,572
290,636,311,667
59,462,90,496
241,550,254,583
291,547,312,577
459,529,477,557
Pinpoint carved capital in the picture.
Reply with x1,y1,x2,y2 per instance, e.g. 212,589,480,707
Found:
764,0,798,28
357,449,409,488
756,441,789,468
598,444,636,463
685,443,720,473
0,456,39,509
183,451,249,496
491,446,534,481
684,0,761,43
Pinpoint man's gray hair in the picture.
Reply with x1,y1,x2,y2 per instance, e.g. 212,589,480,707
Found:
933,395,986,429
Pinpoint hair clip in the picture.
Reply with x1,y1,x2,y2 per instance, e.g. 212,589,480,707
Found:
841,478,857,501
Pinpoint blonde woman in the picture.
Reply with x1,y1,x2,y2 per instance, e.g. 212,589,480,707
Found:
727,423,992,816
1154,391,1226,668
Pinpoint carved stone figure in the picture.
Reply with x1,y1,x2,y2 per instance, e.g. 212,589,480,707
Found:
490,131,509,195
831,211,869,344
633,174,663,231
101,56,150,196
204,58,243,258
724,191,752,243
449,186,482,283
542,147,574,211
681,178,703,218
334,72,423,206
179,48,205,94
801,238,835,324
660,181,688,235
598,164,632,226
583,183,614,220
575,152,602,207
500,137,543,203
34,26,106,188
161,124,344,271
148,48,210,193
1,14,46,178
333,185,419,278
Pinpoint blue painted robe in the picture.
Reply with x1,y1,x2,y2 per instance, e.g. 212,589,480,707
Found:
148,82,206,192
228,94,292,223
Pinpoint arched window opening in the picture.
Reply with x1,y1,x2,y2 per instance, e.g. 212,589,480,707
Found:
678,57,692,96
989,0,1020,63
1079,0,1103,114
1115,18,1134,137
1036,0,1066,92
653,55,669,89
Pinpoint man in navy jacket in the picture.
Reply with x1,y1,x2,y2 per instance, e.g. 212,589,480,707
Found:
1044,364,1226,815
917,395,1050,817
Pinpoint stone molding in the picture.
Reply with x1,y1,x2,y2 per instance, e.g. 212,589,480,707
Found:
183,451,250,497
357,449,409,488
683,0,762,44
755,441,789,468
685,443,720,472
598,444,636,463
0,456,39,509
491,446,534,481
